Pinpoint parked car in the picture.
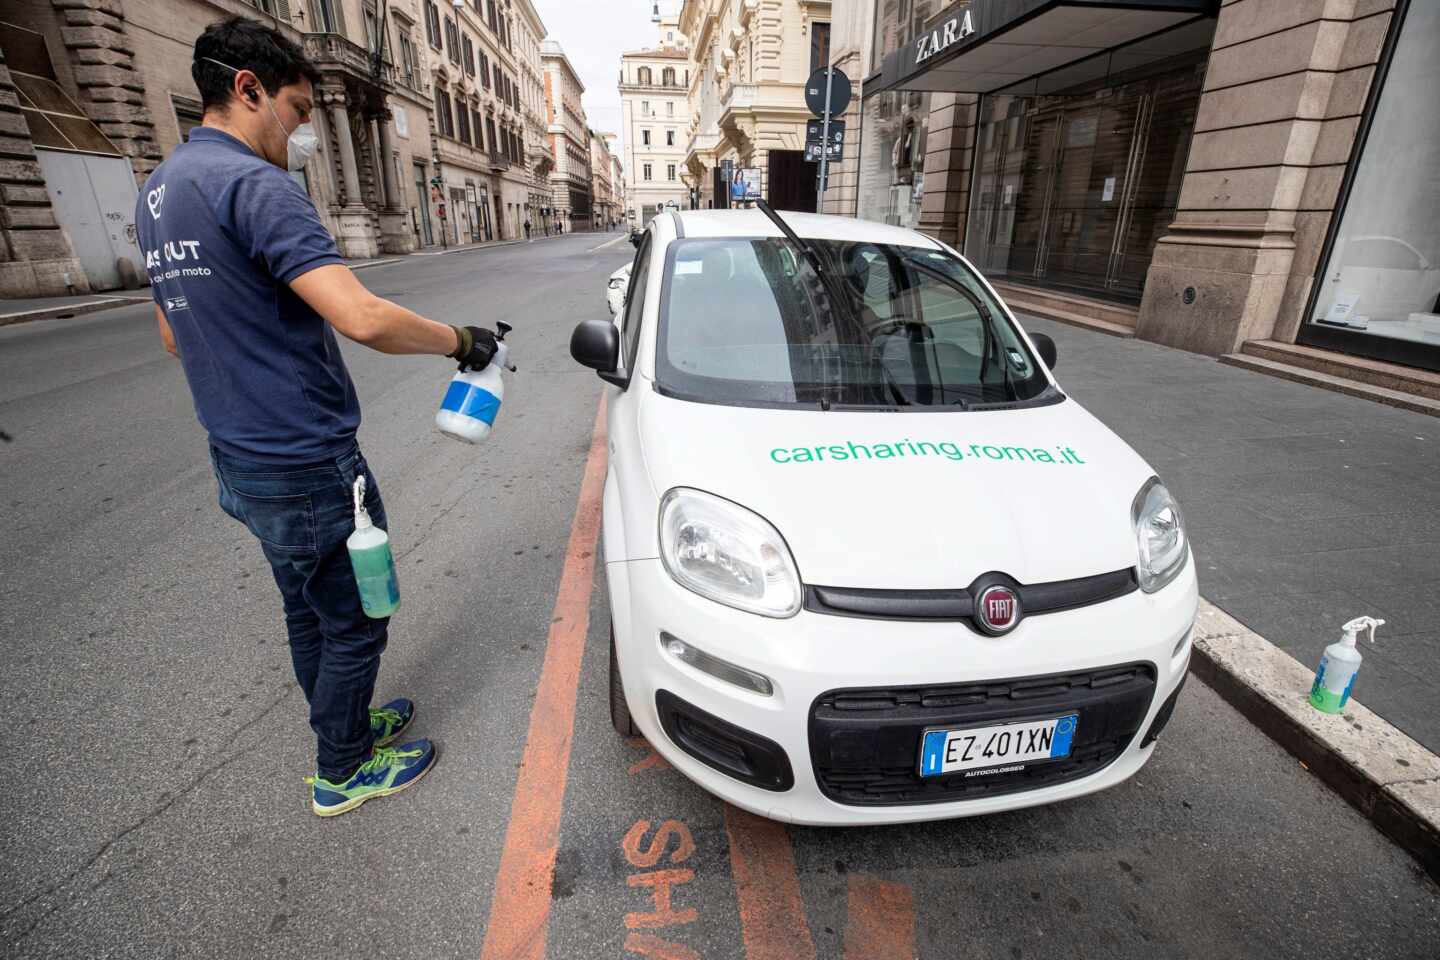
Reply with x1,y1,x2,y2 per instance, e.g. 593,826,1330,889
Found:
607,263,631,317
570,208,1196,826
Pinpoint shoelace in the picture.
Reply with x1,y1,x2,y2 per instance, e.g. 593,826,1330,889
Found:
305,746,424,787
370,707,403,728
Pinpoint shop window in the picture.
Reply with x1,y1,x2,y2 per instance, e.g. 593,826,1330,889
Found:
1303,0,1440,372
856,89,930,232
958,46,1206,302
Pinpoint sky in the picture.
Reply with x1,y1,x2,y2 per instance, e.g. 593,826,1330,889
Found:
532,0,683,169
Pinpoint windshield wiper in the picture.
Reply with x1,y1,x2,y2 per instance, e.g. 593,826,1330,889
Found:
756,199,867,341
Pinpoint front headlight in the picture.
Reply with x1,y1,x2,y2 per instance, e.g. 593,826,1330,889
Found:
659,488,802,618
1132,477,1187,593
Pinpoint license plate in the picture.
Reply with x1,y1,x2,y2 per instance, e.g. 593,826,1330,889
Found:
918,714,1078,777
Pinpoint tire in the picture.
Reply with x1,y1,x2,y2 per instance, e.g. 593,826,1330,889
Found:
609,626,639,738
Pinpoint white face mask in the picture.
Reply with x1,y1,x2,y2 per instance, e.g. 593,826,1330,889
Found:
203,57,317,171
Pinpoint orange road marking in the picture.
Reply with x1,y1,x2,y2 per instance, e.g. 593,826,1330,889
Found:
622,819,696,868
478,396,607,960
627,737,673,774
723,805,817,960
843,876,916,960
623,932,701,960
626,869,700,929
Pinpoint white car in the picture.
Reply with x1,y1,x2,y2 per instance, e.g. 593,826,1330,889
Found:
570,208,1197,826
607,262,631,317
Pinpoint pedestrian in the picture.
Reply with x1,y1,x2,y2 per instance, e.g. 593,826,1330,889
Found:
524,218,531,240
136,17,502,817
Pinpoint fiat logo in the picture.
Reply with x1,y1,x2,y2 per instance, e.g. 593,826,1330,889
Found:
976,585,1021,635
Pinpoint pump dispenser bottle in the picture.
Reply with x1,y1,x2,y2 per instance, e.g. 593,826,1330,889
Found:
437,321,515,444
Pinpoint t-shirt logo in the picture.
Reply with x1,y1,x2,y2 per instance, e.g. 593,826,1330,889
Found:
147,184,165,220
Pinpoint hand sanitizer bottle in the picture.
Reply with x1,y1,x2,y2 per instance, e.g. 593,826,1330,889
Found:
436,321,515,444
1308,616,1383,713
347,475,400,619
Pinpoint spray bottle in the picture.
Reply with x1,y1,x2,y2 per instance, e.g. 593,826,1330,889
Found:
436,321,516,444
1308,616,1383,714
347,476,400,619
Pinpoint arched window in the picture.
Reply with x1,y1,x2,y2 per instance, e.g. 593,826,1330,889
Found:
637,66,652,85
662,67,676,87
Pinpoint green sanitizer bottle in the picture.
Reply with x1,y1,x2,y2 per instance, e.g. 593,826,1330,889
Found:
1308,616,1383,713
347,475,400,619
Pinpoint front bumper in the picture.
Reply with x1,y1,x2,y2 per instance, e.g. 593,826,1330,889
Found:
605,556,1198,826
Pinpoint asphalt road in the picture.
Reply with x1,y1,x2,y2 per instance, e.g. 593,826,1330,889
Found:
1,233,1436,959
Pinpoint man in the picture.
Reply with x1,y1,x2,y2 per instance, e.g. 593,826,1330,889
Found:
136,17,500,817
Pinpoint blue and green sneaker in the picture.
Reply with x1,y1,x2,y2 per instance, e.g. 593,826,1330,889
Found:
305,739,437,817
370,698,415,747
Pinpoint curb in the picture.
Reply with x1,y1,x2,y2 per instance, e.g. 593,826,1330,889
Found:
1190,599,1440,881
0,295,149,327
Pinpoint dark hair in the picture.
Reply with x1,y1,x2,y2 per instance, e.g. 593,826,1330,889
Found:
192,16,321,113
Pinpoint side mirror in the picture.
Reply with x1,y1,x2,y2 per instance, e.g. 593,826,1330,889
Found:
1030,332,1057,370
629,231,643,249
570,319,628,388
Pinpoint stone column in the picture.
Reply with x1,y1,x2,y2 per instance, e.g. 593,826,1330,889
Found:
1135,2,1399,356
325,88,364,207
321,86,380,259
368,116,388,209
377,114,402,212
372,109,415,254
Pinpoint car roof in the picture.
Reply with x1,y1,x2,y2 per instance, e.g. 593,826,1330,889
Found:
669,209,944,250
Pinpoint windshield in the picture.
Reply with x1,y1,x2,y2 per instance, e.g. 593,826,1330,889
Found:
656,237,1053,409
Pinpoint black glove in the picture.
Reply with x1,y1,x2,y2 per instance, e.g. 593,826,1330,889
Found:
450,325,498,371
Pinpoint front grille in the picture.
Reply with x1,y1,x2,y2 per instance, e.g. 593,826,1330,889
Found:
809,663,1156,806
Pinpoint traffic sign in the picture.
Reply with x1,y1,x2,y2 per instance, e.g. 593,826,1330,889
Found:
804,67,852,118
805,119,846,146
804,142,844,163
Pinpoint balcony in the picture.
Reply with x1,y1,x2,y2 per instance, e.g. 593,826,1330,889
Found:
721,83,756,114
685,130,720,158
303,32,394,90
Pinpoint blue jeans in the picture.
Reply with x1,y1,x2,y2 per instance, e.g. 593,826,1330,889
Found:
210,443,388,781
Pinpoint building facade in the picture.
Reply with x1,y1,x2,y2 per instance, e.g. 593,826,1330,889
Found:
619,17,689,225
424,0,533,246
589,129,618,230
0,0,444,296
540,39,590,232
817,0,873,217
610,151,626,226
855,0,1440,392
513,0,551,234
678,0,832,213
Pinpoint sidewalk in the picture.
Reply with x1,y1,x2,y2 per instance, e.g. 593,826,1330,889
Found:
1020,312,1439,874
0,231,588,326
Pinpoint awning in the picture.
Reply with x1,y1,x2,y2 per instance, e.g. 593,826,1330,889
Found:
868,0,1218,97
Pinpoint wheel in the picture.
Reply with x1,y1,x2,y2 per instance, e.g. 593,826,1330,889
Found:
609,625,639,738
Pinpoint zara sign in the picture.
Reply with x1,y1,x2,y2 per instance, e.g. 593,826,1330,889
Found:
914,9,975,66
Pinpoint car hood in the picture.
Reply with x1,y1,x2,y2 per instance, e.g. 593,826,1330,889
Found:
636,387,1156,589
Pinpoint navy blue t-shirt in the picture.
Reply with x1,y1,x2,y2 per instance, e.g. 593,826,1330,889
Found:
136,127,355,463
